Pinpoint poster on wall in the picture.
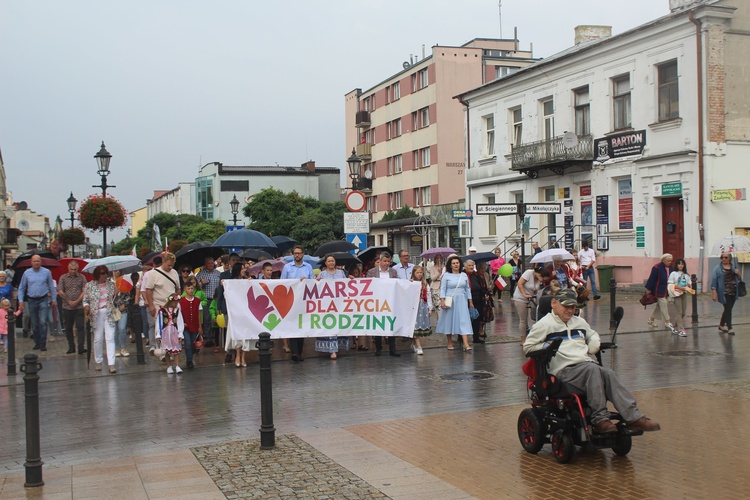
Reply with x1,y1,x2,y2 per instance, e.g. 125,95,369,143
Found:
596,195,610,251
564,200,574,250
618,179,633,230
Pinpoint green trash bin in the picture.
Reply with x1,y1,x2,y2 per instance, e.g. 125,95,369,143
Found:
597,265,614,293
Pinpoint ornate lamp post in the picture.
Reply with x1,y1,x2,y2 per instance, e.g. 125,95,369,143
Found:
230,195,240,226
347,148,362,190
176,213,182,239
92,142,115,257
67,192,77,256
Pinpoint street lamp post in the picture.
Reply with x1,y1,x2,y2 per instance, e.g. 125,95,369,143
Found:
176,214,182,240
230,195,240,226
347,148,362,191
92,142,115,257
67,192,77,257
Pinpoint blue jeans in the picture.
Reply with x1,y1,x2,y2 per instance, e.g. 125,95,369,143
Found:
183,330,198,364
115,312,129,350
582,266,598,296
27,298,50,347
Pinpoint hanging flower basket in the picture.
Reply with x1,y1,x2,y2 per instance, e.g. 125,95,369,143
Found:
58,227,86,246
78,194,127,230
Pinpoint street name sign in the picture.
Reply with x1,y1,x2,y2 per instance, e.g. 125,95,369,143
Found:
524,203,562,214
344,212,370,234
475,203,518,215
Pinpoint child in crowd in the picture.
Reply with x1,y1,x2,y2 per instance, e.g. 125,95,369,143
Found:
156,294,184,374
0,298,9,352
668,258,692,337
180,279,203,369
411,266,432,355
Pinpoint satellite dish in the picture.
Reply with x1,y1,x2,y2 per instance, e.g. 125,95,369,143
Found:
402,61,411,69
18,201,28,210
18,219,29,231
562,131,579,149
364,169,372,179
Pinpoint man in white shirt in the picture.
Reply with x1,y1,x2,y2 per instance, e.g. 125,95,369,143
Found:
578,240,600,300
394,250,414,280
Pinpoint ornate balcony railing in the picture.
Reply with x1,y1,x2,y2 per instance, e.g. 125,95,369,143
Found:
511,134,593,171
355,110,371,128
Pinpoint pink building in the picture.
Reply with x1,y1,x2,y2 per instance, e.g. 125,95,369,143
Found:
344,37,536,253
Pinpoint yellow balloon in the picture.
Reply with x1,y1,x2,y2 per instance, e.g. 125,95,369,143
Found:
216,313,226,328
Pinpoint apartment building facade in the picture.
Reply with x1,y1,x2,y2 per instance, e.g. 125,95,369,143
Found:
459,0,750,286
344,38,536,253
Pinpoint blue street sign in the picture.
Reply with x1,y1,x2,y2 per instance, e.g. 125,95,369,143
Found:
346,233,367,252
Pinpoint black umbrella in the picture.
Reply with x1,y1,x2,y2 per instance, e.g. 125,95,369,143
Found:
317,252,361,268
212,229,277,251
11,249,56,269
459,251,497,264
270,236,298,255
356,246,393,265
141,251,163,266
242,248,274,262
313,240,358,257
175,241,224,269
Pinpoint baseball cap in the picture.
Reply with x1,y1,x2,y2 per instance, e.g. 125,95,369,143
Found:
468,246,477,252
554,288,579,306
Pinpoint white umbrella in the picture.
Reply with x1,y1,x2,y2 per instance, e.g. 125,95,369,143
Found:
530,248,575,263
83,255,142,273
710,235,750,256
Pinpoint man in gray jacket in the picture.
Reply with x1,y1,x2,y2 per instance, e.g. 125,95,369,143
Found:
523,289,660,434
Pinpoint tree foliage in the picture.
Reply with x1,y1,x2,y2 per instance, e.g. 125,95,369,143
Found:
379,205,418,222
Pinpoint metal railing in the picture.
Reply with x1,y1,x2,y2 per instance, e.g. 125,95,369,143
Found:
355,110,371,128
511,134,593,170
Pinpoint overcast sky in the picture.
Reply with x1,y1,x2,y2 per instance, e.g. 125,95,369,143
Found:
1,0,668,240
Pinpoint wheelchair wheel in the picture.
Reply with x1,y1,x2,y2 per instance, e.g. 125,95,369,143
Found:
612,434,632,456
517,409,544,454
551,430,574,464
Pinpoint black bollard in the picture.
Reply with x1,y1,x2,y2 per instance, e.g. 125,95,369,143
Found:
7,307,16,376
20,354,44,487
134,318,146,365
609,278,617,329
257,332,276,450
691,273,699,324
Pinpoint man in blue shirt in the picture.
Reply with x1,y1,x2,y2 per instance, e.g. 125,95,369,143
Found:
281,245,314,362
394,250,415,280
18,255,57,351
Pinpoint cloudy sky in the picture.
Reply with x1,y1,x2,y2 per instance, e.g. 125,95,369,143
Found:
1,0,668,240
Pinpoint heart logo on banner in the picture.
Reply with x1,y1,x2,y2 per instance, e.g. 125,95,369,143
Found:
259,282,294,319
247,287,275,323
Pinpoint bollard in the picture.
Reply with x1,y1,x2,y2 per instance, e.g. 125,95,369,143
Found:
134,320,146,365
691,273,699,324
20,354,44,487
7,307,17,376
609,278,617,329
257,332,276,450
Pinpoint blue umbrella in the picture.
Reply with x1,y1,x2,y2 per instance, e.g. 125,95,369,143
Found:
212,229,277,250
281,254,319,265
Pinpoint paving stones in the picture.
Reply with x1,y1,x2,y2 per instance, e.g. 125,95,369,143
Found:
191,434,388,499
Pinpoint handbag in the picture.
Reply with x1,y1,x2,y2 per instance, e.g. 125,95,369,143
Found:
112,307,123,322
738,280,747,298
193,333,205,350
639,292,657,308
469,307,479,320
443,274,463,309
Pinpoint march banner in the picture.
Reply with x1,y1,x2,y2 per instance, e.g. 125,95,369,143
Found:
224,278,421,339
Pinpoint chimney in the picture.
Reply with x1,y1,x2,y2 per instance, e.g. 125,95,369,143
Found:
574,25,612,45
301,160,316,172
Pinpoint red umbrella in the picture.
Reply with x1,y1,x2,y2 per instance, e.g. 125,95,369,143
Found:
51,258,92,282
14,257,60,269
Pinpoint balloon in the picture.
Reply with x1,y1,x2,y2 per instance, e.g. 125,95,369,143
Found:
499,263,514,277
216,313,226,328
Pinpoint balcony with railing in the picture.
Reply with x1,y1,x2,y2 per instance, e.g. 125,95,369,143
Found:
352,177,373,192
511,134,593,178
355,110,371,128
356,143,372,160
0,227,20,249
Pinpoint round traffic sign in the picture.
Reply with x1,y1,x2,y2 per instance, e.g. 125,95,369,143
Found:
345,190,366,212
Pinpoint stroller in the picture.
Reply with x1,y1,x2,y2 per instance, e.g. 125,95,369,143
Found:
517,305,643,463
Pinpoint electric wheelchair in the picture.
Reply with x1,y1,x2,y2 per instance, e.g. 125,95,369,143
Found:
517,301,643,464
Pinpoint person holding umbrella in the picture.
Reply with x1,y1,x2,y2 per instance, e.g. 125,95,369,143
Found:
83,265,118,373
17,255,57,352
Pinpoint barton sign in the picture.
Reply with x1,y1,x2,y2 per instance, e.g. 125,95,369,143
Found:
594,129,646,164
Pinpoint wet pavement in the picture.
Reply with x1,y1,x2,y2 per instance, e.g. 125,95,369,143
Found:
0,293,748,498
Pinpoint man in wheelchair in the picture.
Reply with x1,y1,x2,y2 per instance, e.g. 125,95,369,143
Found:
523,289,660,434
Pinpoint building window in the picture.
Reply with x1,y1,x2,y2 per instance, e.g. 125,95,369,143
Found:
363,96,371,112
393,118,401,137
413,188,420,207
413,150,419,169
421,186,431,206
542,98,555,141
486,194,496,236
388,193,394,210
387,157,393,175
574,86,590,136
364,129,374,144
419,69,428,89
420,147,431,168
495,66,519,79
411,73,417,92
483,114,495,157
419,107,430,128
394,155,402,174
613,74,631,130
196,176,214,220
395,191,402,209
220,180,249,192
367,196,374,213
617,178,633,230
510,107,523,146
658,60,679,121
393,82,400,101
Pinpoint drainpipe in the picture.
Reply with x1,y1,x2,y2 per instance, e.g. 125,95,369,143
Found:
457,96,472,251
689,11,706,289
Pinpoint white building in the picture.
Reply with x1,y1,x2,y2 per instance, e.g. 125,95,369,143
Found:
458,0,750,287
146,182,195,219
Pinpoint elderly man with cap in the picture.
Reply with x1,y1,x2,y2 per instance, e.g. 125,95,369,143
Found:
523,288,660,434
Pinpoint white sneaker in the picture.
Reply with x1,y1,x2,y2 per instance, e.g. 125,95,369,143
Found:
175,366,183,374
417,347,424,355
115,351,122,357
412,344,418,353
166,366,174,374
121,349,130,357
